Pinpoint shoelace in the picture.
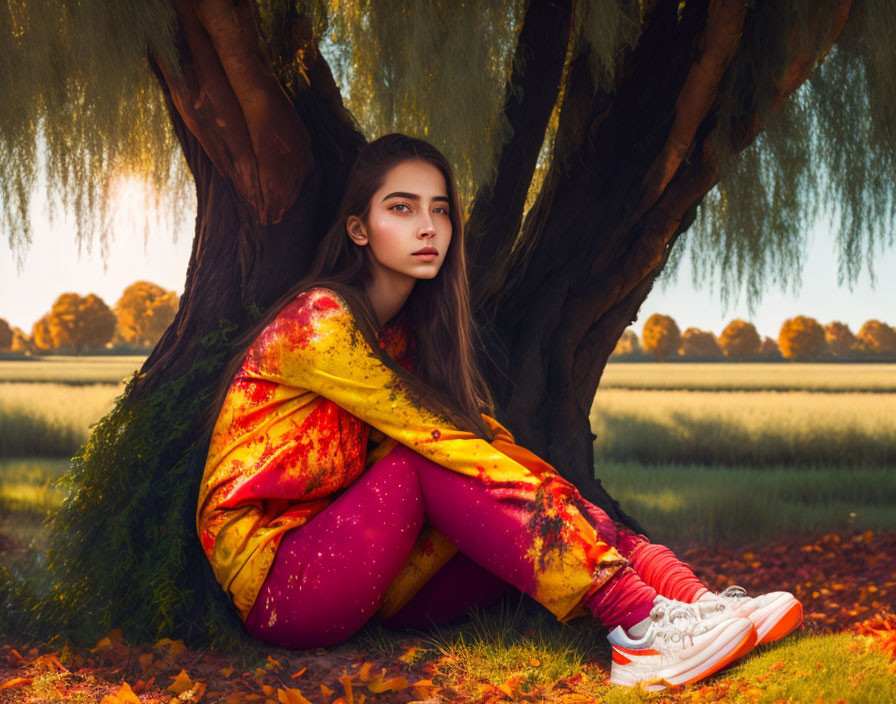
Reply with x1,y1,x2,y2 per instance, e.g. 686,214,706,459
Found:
718,585,749,600
647,601,701,649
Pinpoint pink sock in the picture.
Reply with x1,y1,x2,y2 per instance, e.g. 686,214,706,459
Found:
621,537,710,604
583,566,657,631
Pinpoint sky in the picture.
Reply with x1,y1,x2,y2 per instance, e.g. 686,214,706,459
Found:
2,177,894,340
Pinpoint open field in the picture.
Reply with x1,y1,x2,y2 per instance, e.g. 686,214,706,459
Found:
601,361,896,392
3,358,896,390
590,389,896,466
0,383,122,456
597,461,896,546
0,356,145,385
4,376,896,464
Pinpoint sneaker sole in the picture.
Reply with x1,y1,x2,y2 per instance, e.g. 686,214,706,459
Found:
756,600,803,645
668,621,757,689
610,619,758,691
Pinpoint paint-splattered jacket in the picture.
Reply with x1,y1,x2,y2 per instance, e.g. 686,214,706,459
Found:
197,287,626,623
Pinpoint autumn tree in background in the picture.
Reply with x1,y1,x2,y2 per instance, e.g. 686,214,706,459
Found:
30,315,54,353
856,319,896,355
641,313,681,361
778,315,826,360
0,318,12,349
678,327,723,360
611,329,641,357
10,327,34,354
3,0,893,649
759,335,782,359
33,293,117,354
825,320,859,357
718,319,761,360
114,281,180,349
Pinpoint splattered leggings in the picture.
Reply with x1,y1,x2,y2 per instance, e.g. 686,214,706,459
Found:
244,442,709,649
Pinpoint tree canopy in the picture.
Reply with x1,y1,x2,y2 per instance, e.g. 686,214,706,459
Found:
2,0,894,312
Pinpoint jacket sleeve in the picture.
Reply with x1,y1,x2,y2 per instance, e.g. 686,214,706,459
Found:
243,287,546,488
242,287,627,623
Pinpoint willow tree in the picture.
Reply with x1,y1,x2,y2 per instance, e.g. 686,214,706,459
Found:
2,0,894,650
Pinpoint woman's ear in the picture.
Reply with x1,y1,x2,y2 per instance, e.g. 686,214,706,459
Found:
346,215,368,246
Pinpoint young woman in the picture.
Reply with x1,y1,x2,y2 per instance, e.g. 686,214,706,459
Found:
196,134,802,691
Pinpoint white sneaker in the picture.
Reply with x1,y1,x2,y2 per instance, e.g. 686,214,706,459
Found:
696,586,803,645
607,598,757,691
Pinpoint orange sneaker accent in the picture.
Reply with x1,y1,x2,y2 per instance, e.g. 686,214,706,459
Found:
612,650,632,665
759,601,803,644
613,645,661,657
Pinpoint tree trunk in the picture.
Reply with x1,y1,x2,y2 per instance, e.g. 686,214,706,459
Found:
142,0,855,537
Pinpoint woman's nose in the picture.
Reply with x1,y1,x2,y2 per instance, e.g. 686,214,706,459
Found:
418,215,437,236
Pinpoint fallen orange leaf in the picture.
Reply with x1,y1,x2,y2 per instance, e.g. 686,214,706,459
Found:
367,674,408,693
339,672,354,704
154,637,187,658
99,681,142,704
138,653,154,672
0,677,32,691
356,662,374,681
168,668,195,694
290,667,307,678
277,686,315,704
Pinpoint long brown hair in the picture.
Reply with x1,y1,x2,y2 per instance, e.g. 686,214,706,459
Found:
205,133,498,441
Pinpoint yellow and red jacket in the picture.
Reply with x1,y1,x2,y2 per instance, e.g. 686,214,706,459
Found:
197,287,626,623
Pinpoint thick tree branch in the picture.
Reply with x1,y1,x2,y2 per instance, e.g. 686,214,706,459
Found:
638,0,745,213
152,0,312,228
194,0,311,223
466,0,573,310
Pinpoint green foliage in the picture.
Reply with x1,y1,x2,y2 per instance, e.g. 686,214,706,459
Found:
324,0,524,211
0,320,259,657
5,0,892,318
667,0,896,317
0,0,188,263
574,0,642,95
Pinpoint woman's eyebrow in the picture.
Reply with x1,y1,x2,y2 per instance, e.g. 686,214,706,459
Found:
382,191,449,203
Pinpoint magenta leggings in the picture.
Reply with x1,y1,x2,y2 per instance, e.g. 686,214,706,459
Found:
244,443,708,648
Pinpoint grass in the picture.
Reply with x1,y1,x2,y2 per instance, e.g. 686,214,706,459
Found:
594,631,896,703
0,356,145,385
597,461,896,546
590,389,896,466
601,362,896,392
0,459,70,574
0,383,121,456
358,594,608,694
354,590,896,703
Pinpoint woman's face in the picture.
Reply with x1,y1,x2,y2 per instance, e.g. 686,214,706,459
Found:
347,159,453,288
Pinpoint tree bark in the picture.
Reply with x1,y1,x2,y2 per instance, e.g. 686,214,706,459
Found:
141,0,855,539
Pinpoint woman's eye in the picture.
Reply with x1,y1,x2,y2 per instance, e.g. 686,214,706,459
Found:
391,203,410,212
